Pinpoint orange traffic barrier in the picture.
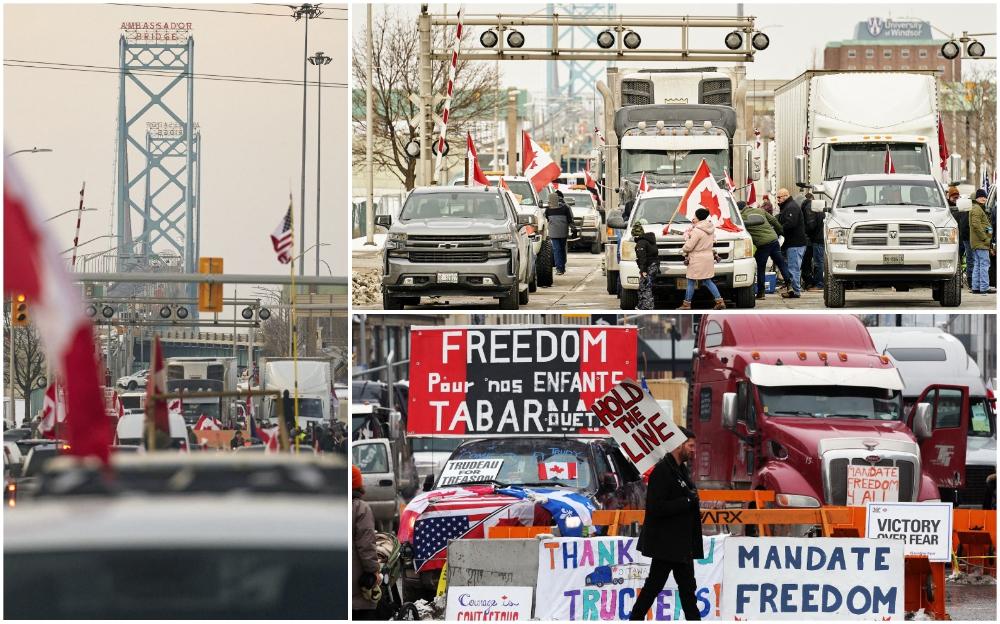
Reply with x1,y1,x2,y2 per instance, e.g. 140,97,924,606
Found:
904,556,946,620
952,509,996,576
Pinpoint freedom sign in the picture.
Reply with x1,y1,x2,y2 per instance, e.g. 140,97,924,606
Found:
407,326,637,436
722,538,905,620
536,535,727,621
866,502,953,562
846,465,900,505
589,379,685,474
445,586,533,621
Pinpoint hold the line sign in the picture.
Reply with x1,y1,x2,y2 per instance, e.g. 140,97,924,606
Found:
590,379,685,474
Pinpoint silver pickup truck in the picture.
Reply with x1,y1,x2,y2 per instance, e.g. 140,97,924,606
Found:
377,186,536,310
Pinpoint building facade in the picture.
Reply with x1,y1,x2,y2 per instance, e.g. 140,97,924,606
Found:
824,17,960,80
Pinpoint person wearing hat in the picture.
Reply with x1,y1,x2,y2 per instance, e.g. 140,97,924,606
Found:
352,465,382,620
678,208,725,310
544,189,575,276
740,200,790,300
970,188,995,294
632,221,659,310
948,186,974,288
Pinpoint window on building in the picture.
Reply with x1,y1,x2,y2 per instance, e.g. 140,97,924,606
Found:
939,64,946,73
919,49,929,58
900,64,909,70
865,48,874,58
884,65,893,71
865,64,875,70
847,49,857,58
901,48,910,58
937,49,945,58
847,65,856,70
884,49,892,58
919,64,928,70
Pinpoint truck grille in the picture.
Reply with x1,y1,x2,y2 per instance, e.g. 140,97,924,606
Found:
849,222,936,248
621,79,653,106
699,78,732,106
959,464,995,506
409,235,490,242
827,457,916,504
409,251,488,263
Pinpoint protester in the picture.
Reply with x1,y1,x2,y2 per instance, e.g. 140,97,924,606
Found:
630,428,703,621
970,189,995,294
949,186,974,288
352,465,381,620
632,221,659,310
759,194,774,215
802,192,825,290
678,208,724,310
741,201,791,300
545,189,574,275
776,188,805,298
230,429,246,450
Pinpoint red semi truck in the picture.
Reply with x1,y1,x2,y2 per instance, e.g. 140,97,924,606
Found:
689,315,969,510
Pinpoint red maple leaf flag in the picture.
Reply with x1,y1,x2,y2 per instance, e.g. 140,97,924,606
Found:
146,336,171,440
669,159,743,233
746,178,757,205
884,147,896,174
724,168,736,192
637,172,650,195
522,131,561,192
539,461,578,480
4,163,112,463
937,114,949,171
465,132,490,187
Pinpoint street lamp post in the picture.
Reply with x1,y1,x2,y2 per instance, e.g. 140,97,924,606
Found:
308,51,333,278
44,207,98,222
292,4,323,279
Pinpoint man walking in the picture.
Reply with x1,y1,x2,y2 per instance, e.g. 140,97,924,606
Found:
741,201,791,301
802,193,825,290
545,189,574,276
970,189,995,294
630,428,703,621
776,188,806,298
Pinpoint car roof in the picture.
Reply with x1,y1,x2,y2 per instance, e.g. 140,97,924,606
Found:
840,174,939,183
636,188,688,198
410,185,502,195
485,175,530,182
4,495,347,551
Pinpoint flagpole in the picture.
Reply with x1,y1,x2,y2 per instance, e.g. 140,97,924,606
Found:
289,195,300,453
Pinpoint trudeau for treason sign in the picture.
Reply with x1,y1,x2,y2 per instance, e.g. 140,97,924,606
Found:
407,326,637,436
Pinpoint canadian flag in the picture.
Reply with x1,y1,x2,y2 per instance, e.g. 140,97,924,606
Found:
584,162,597,192
38,382,66,439
637,172,651,196
884,147,896,174
538,461,578,480
669,159,743,233
724,168,736,192
746,178,757,205
466,132,489,187
937,114,949,172
4,163,112,463
522,131,561,192
145,336,171,440
110,391,124,420
258,425,281,453
194,415,221,431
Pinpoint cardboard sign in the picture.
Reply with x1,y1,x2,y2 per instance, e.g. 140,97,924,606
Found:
536,535,726,621
722,537,905,620
407,326,637,436
437,459,504,487
446,586,533,621
846,465,900,505
589,379,685,474
866,502,953,562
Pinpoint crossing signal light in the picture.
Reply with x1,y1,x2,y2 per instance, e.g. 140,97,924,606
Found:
11,294,29,327
198,257,224,313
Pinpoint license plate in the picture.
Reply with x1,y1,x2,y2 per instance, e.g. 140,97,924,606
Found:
437,273,458,283
883,254,904,265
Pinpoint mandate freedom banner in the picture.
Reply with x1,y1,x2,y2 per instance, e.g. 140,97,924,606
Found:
590,379,685,474
866,502,953,562
408,326,637,436
722,537,904,620
535,535,727,621
445,586,533,621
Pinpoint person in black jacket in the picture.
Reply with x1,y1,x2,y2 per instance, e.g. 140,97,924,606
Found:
545,190,575,275
629,428,702,621
776,188,806,298
632,221,659,310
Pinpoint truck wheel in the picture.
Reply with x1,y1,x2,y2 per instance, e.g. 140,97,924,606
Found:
940,272,962,307
591,241,602,254
536,239,554,287
518,283,530,305
529,269,538,293
620,288,638,310
499,279,520,310
733,286,756,309
606,270,619,295
383,291,403,310
824,270,845,308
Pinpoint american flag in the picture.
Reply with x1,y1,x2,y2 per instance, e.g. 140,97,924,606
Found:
271,199,294,264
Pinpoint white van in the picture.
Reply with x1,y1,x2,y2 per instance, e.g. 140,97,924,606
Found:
115,412,190,451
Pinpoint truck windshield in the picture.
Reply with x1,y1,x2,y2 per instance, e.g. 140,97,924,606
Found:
488,179,536,205
837,179,944,208
441,439,593,489
622,149,728,183
826,143,931,180
759,385,903,420
269,399,325,420
181,402,221,423
564,193,596,211
969,397,996,437
634,195,743,227
400,193,506,220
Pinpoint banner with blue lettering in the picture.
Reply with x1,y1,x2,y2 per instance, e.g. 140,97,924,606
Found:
722,537,904,620
535,535,726,620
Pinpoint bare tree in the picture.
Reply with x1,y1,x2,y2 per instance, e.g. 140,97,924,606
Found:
254,287,292,358
966,69,996,183
352,8,501,190
4,306,47,420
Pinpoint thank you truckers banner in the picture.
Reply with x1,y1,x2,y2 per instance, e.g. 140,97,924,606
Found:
408,326,637,436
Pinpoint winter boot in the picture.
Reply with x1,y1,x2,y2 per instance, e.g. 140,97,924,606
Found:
676,300,692,310
713,298,727,310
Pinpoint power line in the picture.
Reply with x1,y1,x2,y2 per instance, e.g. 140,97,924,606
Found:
109,3,347,21
5,59,347,89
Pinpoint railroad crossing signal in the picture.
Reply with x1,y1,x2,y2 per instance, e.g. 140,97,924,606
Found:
198,257,224,313
11,294,29,327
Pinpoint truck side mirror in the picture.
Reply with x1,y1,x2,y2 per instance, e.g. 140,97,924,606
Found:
722,392,737,429
747,148,761,182
810,199,827,213
948,154,964,185
423,473,435,492
375,215,392,228
517,213,537,226
743,213,765,227
913,403,932,440
956,197,973,213
607,215,627,229
794,155,807,188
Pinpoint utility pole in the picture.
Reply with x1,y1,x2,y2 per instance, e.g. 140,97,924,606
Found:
8,304,15,426
365,4,376,245
292,4,323,278
309,51,332,276
506,88,519,176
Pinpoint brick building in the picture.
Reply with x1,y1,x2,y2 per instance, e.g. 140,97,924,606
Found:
824,17,961,81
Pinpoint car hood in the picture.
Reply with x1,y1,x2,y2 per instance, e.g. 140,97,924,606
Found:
766,417,917,456
830,206,955,228
393,219,507,235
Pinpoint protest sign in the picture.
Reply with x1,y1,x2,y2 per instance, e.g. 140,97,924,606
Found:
408,326,637,436
722,537,904,620
438,459,504,487
536,535,726,621
445,586,533,621
589,379,685,474
846,465,900,505
866,502,953,562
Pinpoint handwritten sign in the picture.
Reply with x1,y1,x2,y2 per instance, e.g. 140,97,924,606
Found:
446,586,533,621
589,379,685,474
866,502,953,562
438,459,503,487
846,465,900,505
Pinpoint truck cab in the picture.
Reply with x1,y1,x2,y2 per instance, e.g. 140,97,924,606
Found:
690,315,957,511
165,357,238,427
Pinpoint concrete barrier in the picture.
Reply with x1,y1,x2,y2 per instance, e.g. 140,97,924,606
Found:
447,538,540,588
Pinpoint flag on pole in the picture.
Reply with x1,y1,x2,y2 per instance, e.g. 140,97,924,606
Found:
724,168,736,192
746,178,757,205
667,159,743,233
884,147,896,174
4,162,111,463
465,133,489,187
937,114,950,172
194,415,221,431
594,126,606,145
637,172,651,196
270,201,294,264
111,390,124,420
39,382,65,439
522,131,561,192
146,336,171,440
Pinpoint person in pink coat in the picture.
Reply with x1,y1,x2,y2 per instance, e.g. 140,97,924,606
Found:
679,208,725,310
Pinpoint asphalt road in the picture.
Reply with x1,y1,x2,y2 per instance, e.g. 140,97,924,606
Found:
353,245,997,311
945,580,996,621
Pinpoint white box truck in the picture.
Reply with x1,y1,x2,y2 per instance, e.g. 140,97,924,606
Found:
165,357,239,427
259,358,332,430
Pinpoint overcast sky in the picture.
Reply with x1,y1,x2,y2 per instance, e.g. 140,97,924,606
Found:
5,3,349,294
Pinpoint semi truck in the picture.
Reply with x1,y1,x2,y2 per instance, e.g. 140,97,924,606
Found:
688,315,970,516
165,357,238,427
259,357,333,430
774,70,961,199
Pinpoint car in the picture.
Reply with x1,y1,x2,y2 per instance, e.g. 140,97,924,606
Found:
4,440,24,473
116,369,149,391
3,428,33,444
15,437,65,458
352,438,401,531
4,495,347,618
819,174,962,307
486,174,554,288
115,412,190,450
15,442,71,500
561,188,606,254
376,186,536,310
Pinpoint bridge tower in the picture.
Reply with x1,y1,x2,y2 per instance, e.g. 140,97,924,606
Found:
545,3,614,100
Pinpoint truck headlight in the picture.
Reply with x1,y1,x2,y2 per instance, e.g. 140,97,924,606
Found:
386,232,407,249
621,240,636,261
490,232,513,248
826,227,848,245
937,227,957,244
732,239,752,259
